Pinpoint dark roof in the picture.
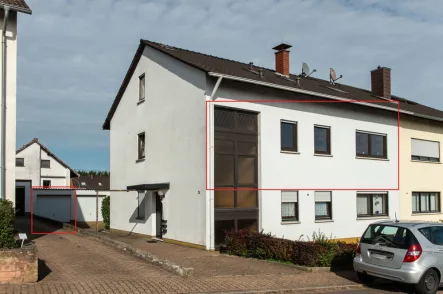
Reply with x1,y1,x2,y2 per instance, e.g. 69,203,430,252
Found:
102,39,443,129
16,138,80,178
0,0,32,14
71,175,110,191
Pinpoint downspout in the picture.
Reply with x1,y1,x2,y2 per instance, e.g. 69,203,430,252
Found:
208,76,222,250
1,6,9,200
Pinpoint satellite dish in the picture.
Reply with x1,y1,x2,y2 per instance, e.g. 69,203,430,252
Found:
301,62,317,77
330,68,343,85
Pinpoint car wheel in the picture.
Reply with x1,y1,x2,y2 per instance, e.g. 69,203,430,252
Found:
415,269,439,294
357,272,375,284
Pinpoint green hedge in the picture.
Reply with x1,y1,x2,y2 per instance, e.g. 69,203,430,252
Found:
224,230,356,268
101,196,110,230
0,200,18,248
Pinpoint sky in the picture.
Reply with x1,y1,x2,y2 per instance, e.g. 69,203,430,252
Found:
16,0,443,171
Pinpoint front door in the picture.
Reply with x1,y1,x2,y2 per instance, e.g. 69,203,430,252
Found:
156,193,163,239
15,187,25,216
213,106,259,247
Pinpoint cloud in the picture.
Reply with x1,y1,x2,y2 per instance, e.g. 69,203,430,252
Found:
16,0,443,170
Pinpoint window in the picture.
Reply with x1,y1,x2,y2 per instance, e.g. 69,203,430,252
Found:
314,126,331,155
281,121,297,152
315,191,332,220
137,191,145,219
16,158,24,167
356,193,388,217
41,160,50,168
43,180,51,188
138,133,145,160
356,131,387,159
412,192,440,213
139,74,145,101
419,226,443,245
281,191,298,221
411,139,440,162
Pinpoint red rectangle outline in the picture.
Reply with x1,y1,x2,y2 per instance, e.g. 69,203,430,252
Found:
206,99,400,191
31,186,77,235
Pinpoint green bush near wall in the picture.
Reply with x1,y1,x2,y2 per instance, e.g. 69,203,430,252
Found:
0,200,18,248
224,230,356,268
101,196,110,230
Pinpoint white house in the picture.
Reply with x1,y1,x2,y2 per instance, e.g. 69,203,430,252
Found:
15,138,79,222
0,1,31,205
71,175,110,229
102,40,443,250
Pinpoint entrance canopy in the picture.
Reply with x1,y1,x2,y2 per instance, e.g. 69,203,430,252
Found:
126,182,170,191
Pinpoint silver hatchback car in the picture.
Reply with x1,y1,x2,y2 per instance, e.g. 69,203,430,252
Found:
354,220,443,294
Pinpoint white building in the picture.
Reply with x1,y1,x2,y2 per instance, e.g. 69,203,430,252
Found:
71,175,110,229
102,40,443,250
15,138,79,221
0,1,31,206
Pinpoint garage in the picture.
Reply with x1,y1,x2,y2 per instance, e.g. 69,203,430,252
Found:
33,189,74,223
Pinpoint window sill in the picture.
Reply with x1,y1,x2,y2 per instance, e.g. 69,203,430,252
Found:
411,212,442,216
314,153,333,157
315,219,334,223
136,158,145,163
281,150,300,155
410,160,441,164
137,99,145,105
356,216,389,220
281,221,300,225
355,156,389,161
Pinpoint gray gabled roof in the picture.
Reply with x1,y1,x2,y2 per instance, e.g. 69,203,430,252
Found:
0,0,32,14
102,39,443,130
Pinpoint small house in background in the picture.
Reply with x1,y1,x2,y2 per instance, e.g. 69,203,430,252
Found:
71,174,110,229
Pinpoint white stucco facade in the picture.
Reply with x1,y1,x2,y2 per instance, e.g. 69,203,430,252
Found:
108,44,400,250
75,189,109,223
0,11,18,205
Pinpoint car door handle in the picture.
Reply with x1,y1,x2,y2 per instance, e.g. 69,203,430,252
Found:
437,249,443,252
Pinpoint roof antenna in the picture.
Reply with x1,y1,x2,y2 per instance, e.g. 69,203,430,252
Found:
329,68,343,85
301,62,316,78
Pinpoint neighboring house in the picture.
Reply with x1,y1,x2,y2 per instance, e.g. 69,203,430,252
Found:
102,40,443,250
71,175,110,229
0,0,31,206
15,138,79,222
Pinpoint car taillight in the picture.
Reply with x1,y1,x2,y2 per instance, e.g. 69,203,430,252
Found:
403,244,422,262
356,243,361,254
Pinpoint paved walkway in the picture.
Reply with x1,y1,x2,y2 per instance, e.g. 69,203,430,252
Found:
0,218,396,293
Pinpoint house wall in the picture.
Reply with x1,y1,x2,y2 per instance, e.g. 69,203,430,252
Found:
207,80,400,242
16,142,40,185
0,12,18,205
40,149,70,186
109,46,207,246
399,115,443,221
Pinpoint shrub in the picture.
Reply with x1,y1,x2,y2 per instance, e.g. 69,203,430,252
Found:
101,196,110,230
224,230,356,268
0,200,18,248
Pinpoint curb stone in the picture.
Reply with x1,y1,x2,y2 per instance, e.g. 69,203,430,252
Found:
62,223,194,277
197,284,365,293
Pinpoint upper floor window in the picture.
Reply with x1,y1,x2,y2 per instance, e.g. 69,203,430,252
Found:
16,158,24,167
41,160,50,168
281,121,297,152
411,139,440,162
357,193,388,217
314,126,331,155
412,192,440,214
43,180,51,188
356,131,387,159
138,133,145,160
139,74,145,101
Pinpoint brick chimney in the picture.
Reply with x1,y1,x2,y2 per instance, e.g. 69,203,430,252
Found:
273,43,292,76
371,66,391,99
33,138,38,142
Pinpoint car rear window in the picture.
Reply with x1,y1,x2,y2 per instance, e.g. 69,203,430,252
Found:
360,224,418,249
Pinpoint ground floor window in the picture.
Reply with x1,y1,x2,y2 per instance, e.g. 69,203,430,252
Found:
412,192,440,213
43,180,51,188
315,191,332,220
357,193,388,217
281,191,298,222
